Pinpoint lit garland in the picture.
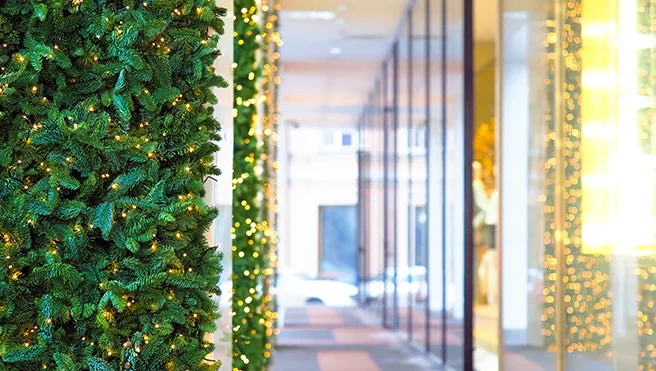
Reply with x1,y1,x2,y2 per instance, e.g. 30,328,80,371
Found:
542,0,613,353
259,0,282,360
232,1,268,370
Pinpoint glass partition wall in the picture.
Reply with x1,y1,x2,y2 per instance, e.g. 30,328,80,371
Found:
499,0,656,370
357,0,473,369
359,0,656,370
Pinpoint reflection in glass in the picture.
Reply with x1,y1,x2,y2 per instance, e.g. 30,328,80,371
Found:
500,3,557,370
501,0,656,370
409,0,430,349
472,15,499,369
397,6,414,342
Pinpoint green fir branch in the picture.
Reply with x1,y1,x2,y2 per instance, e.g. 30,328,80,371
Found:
0,1,227,370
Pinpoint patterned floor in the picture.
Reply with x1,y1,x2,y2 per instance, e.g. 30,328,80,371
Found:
270,307,442,371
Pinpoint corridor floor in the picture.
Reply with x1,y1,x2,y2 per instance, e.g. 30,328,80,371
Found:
270,307,441,371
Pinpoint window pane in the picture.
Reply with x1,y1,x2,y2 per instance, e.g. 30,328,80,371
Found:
473,3,500,371
384,50,397,330
342,133,352,146
411,1,430,349
434,0,467,367
323,130,334,146
397,6,414,342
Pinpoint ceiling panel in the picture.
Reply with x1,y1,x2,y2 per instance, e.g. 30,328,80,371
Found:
278,0,497,128
278,0,407,128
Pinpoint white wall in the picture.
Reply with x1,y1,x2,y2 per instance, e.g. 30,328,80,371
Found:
279,124,428,279
281,125,359,277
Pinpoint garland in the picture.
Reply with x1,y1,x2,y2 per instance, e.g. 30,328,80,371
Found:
542,0,612,352
259,0,282,358
232,1,267,369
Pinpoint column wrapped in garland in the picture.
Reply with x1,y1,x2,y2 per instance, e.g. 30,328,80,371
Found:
232,1,267,369
542,0,612,353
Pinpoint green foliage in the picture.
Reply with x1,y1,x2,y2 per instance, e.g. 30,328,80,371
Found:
233,1,267,369
0,0,227,370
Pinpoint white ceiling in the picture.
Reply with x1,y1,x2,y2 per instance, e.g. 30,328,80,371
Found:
278,0,498,128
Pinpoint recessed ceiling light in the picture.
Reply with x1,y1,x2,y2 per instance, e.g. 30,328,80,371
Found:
329,47,343,55
337,5,349,11
284,10,336,21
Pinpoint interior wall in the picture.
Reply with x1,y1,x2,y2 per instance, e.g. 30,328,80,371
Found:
282,127,359,278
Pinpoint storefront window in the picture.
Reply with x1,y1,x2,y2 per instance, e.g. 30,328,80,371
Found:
499,0,656,370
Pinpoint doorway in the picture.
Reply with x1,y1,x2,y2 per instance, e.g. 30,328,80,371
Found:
319,206,358,285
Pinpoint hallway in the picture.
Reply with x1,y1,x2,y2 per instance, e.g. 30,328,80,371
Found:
271,307,441,371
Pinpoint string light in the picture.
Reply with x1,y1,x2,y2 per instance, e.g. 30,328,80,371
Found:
542,1,612,355
0,1,226,369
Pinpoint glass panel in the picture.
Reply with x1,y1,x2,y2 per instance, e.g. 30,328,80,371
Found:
365,79,387,322
473,3,500,370
429,0,447,361
319,206,357,284
384,51,398,330
442,0,466,366
499,1,558,370
397,8,413,341
498,0,656,370
569,0,652,369
411,0,430,350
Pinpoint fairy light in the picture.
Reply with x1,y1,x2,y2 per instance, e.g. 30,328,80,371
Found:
232,0,279,368
1,1,230,369
542,0,612,354
635,1,656,369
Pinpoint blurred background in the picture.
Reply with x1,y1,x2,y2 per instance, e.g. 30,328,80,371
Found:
257,0,656,370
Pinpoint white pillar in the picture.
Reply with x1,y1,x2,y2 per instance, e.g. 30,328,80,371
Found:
204,3,234,367
500,12,529,333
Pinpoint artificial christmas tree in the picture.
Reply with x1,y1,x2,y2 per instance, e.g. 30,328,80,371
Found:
0,1,227,370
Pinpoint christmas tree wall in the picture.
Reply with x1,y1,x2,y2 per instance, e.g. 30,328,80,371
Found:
0,0,227,370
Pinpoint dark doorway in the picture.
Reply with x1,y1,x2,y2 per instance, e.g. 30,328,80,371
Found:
319,206,358,285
